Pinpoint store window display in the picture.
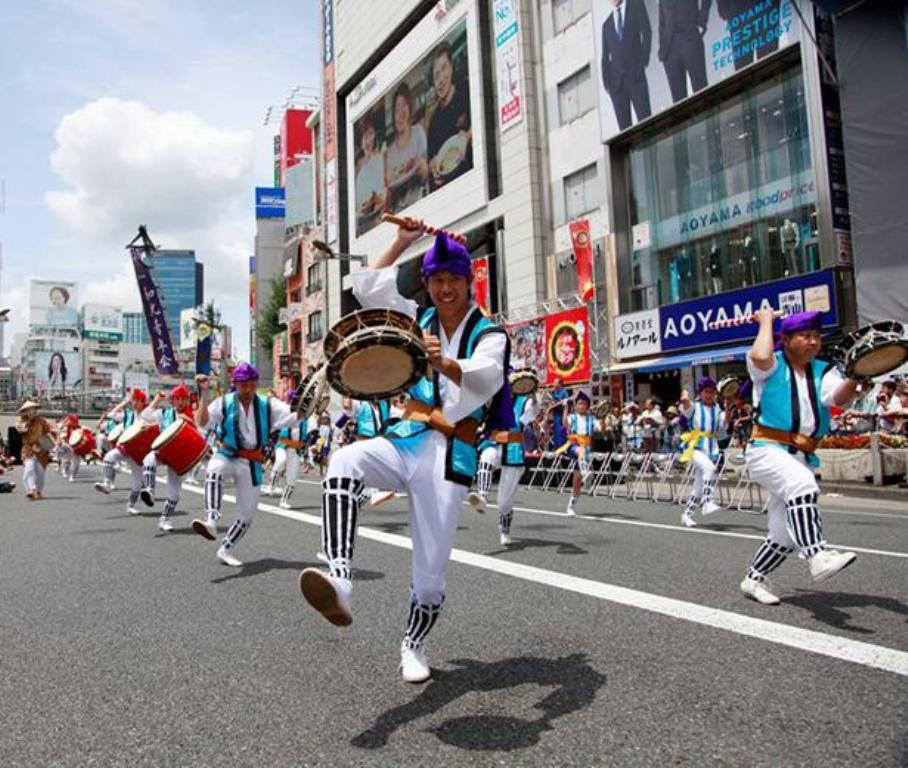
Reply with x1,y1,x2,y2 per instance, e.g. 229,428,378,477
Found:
621,67,818,312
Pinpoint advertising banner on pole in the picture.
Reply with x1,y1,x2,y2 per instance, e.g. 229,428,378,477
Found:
471,256,490,314
130,247,179,375
569,219,594,302
506,306,592,385
494,0,523,131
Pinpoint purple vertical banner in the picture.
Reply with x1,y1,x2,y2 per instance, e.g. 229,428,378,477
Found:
130,247,179,375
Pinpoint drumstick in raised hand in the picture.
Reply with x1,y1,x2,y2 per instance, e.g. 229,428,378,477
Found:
382,213,467,245
708,310,786,330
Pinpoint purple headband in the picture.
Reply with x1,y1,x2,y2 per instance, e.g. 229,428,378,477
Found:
780,310,822,336
422,232,471,279
231,361,259,382
697,376,717,393
576,391,591,404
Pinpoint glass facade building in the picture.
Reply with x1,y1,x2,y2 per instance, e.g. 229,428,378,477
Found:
620,67,817,313
123,312,150,345
145,251,204,345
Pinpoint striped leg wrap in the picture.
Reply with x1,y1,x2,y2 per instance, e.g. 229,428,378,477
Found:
499,510,513,536
702,478,717,504
402,597,444,650
161,499,177,520
128,491,140,508
476,462,494,498
322,477,363,581
356,487,371,507
205,472,222,521
747,538,794,581
221,519,250,551
685,494,701,516
280,486,294,506
103,460,116,486
785,492,824,558
143,463,156,493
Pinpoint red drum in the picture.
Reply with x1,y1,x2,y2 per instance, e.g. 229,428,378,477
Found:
117,422,161,464
151,416,209,476
68,428,97,457
107,424,124,445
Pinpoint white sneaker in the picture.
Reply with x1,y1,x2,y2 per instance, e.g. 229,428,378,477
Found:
499,532,512,546
466,491,486,514
191,518,218,541
217,546,243,567
400,644,431,684
681,512,697,528
127,506,140,516
279,499,292,509
158,519,174,532
93,482,110,495
68,476,75,483
701,501,721,516
316,551,329,565
740,576,781,605
809,549,857,583
566,500,576,516
370,490,396,508
298,569,353,626
260,485,273,496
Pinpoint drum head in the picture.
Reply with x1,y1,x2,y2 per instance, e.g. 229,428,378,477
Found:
108,424,124,444
119,422,146,444
69,429,85,447
327,334,426,400
509,372,539,396
324,309,421,358
294,368,329,420
151,418,183,450
717,376,740,399
848,342,908,378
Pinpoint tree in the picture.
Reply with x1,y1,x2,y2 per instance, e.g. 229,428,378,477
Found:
255,276,287,355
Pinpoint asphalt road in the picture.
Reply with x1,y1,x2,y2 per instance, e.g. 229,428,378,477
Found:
1,463,906,767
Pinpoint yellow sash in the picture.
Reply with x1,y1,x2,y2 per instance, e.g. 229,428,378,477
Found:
679,431,716,463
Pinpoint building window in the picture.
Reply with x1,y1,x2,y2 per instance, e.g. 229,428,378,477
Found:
307,311,323,342
552,0,590,35
306,263,322,295
620,67,817,312
564,163,601,220
557,67,594,126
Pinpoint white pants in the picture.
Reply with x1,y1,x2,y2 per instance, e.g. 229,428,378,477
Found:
746,444,825,555
326,433,465,604
690,450,718,502
142,452,183,503
103,448,143,492
270,446,300,490
478,445,522,530
204,453,260,524
23,457,46,493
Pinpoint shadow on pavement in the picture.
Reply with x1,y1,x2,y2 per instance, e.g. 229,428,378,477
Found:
71,527,128,535
351,653,606,751
211,559,385,585
784,590,908,635
486,537,588,557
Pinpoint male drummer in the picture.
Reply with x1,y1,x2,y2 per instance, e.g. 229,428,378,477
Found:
678,378,725,528
298,218,509,683
138,385,195,532
264,388,307,510
740,310,861,605
474,373,538,544
94,389,149,515
557,392,599,516
191,363,299,566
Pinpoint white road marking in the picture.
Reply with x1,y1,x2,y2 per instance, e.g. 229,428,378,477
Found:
178,482,908,678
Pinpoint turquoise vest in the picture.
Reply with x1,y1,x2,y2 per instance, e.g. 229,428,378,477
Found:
357,400,390,438
161,407,178,430
215,393,272,485
124,408,137,428
753,351,834,463
568,413,594,436
385,306,508,487
276,425,303,443
502,395,531,467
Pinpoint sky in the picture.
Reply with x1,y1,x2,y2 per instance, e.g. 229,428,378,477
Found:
0,0,321,360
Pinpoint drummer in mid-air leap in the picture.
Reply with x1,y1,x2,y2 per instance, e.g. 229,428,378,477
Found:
298,215,511,684
740,309,862,606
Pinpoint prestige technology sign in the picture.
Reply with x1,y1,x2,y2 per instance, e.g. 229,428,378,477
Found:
614,268,838,359
255,187,286,219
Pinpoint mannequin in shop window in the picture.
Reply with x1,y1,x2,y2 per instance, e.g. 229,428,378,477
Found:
669,248,693,302
780,218,800,276
708,243,723,294
737,234,759,286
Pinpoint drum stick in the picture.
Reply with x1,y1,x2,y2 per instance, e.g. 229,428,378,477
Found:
708,310,785,330
381,213,440,235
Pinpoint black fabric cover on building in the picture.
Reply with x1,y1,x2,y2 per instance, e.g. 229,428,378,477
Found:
834,0,908,324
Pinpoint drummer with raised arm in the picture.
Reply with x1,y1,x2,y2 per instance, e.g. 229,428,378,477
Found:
190,363,299,567
94,389,149,515
298,217,510,684
138,385,196,532
18,401,55,501
740,310,862,605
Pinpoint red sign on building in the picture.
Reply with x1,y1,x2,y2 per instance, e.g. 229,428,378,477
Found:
280,109,314,186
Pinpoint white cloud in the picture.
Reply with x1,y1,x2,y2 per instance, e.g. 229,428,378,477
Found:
81,263,143,313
